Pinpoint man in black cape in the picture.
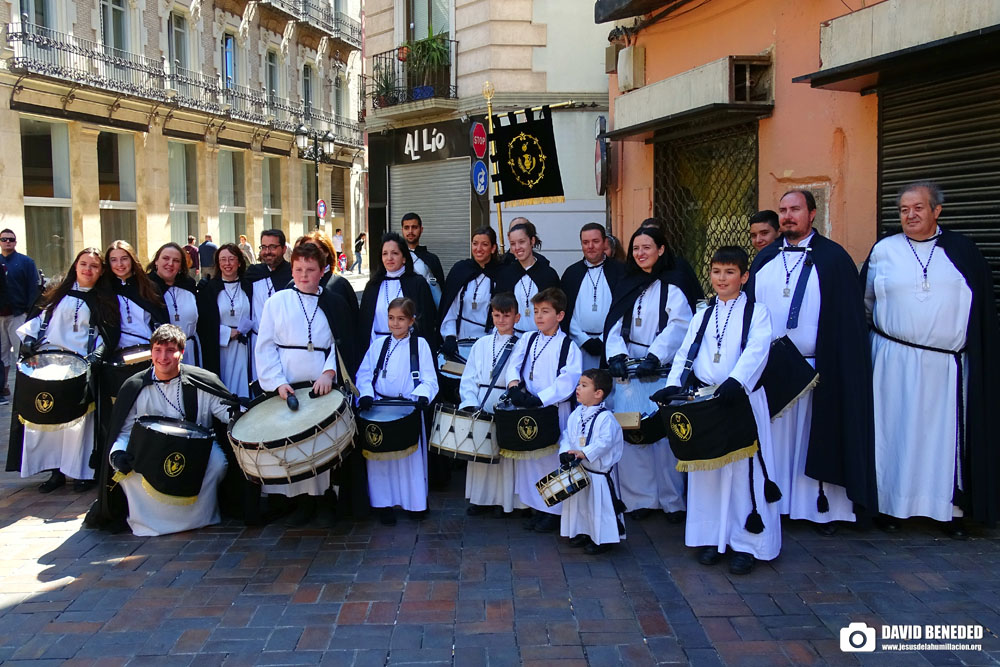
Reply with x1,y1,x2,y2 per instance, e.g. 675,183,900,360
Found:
244,229,292,384
401,212,445,298
747,189,878,532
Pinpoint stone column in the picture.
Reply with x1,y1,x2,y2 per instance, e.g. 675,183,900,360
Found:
0,104,25,247
136,120,171,255
246,151,264,246
318,162,333,235
197,142,220,242
69,124,101,251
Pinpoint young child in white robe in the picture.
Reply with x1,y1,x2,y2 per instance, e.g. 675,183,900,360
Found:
459,293,521,515
505,287,583,533
558,369,625,554
356,297,439,526
659,246,779,575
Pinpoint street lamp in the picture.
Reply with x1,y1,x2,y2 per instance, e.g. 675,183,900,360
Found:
295,123,335,230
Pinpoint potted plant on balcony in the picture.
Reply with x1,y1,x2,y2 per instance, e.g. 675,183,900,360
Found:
372,62,397,108
405,29,450,101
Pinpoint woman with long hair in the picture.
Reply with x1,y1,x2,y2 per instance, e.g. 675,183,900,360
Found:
148,242,200,365
438,226,502,356
5,248,120,493
350,232,366,274
196,243,252,398
105,240,165,352
494,219,561,336
603,226,703,522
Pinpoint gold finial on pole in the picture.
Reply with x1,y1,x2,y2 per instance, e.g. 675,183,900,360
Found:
483,80,504,252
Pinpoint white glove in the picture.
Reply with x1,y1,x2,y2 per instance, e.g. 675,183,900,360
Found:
237,316,254,335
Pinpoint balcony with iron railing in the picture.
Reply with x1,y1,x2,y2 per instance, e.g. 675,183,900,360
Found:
256,0,361,48
222,81,268,124
257,0,301,20
303,106,363,147
167,62,222,113
370,39,458,118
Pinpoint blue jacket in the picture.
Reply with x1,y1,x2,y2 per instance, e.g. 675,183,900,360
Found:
0,252,39,314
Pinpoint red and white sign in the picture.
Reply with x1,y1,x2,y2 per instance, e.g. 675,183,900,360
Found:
471,122,488,160
317,199,326,219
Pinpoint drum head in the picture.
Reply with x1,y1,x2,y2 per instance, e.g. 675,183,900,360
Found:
18,352,88,381
357,404,414,422
136,416,213,439
231,388,346,445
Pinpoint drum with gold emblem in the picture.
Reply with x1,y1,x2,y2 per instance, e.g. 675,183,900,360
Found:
660,386,759,472
15,351,93,426
492,402,560,459
123,416,214,504
355,399,422,461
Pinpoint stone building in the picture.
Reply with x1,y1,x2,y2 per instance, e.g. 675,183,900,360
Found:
1,0,364,279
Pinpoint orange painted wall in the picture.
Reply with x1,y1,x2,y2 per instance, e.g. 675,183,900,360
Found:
610,0,886,261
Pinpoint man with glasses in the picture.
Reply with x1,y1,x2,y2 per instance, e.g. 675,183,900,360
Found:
0,230,39,403
244,230,292,386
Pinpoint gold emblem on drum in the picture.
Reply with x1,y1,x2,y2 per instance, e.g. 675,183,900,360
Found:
365,424,384,448
163,452,186,477
516,416,538,442
669,412,692,442
34,392,55,414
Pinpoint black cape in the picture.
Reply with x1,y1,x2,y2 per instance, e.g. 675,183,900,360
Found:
412,245,446,288
113,276,168,329
5,289,122,473
561,258,626,334
861,228,1000,525
84,364,260,529
494,254,562,309
244,260,293,314
438,257,501,333
358,271,438,353
195,276,253,380
748,232,878,513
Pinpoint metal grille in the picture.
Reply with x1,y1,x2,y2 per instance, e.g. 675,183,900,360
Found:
653,123,758,293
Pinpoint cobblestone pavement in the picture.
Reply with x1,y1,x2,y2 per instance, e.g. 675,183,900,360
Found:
3,392,1000,665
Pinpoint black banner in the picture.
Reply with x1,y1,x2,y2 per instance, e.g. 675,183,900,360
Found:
490,106,564,206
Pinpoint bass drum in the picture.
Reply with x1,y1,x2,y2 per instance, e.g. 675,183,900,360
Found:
15,351,92,425
356,402,422,461
102,345,152,400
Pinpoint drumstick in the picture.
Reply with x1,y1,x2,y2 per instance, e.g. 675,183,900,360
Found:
286,394,300,411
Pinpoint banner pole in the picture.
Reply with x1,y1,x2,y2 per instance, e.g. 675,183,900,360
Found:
483,81,504,253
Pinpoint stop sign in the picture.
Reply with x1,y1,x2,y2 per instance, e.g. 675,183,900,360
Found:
471,122,487,160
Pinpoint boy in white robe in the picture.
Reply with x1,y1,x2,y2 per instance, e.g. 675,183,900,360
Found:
558,369,625,554
356,297,439,526
505,287,583,533
660,247,779,575
459,293,521,515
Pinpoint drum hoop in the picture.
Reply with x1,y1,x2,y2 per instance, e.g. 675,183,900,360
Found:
228,381,348,450
232,413,357,484
136,415,214,440
18,349,90,373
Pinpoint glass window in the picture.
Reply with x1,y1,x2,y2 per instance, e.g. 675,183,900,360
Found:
168,141,198,246
19,0,50,27
266,50,279,104
21,117,71,278
334,76,344,117
100,0,128,52
302,64,313,116
221,33,237,88
168,12,187,71
408,0,449,40
98,131,137,249
219,150,246,244
262,156,282,211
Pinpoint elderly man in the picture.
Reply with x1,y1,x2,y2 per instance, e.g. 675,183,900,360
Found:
747,190,877,534
863,181,1000,537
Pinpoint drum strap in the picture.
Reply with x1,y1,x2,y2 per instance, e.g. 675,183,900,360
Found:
181,378,199,423
477,335,518,411
786,254,814,330
373,335,421,390
518,333,572,385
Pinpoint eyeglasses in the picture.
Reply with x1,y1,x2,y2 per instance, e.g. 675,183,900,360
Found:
0,238,15,242
259,244,283,251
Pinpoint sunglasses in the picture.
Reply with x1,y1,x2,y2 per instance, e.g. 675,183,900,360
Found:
0,238,15,242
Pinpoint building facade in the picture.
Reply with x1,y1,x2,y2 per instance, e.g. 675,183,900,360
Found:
364,0,610,275
598,0,1000,290
1,0,365,279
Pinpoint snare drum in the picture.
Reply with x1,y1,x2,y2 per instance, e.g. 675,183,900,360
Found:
430,404,499,464
15,351,93,426
609,367,670,445
493,404,560,459
436,339,476,404
228,383,356,484
126,416,214,502
102,345,152,399
356,402,422,461
536,460,591,507
662,387,759,472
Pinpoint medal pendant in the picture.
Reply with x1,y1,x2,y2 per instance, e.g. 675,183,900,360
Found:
783,287,791,297
73,324,78,332
127,316,132,324
713,352,721,363
634,317,642,327
307,342,314,352
529,372,533,381
592,303,598,312
174,313,180,322
922,279,930,292
579,436,586,447
230,308,235,316
525,309,531,316
472,301,478,309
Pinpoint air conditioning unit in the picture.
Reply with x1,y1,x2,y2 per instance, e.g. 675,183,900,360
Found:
617,45,644,92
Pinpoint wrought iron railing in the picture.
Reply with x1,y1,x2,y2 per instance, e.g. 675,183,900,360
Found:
304,107,362,147
258,0,300,18
223,82,267,124
167,62,221,113
336,12,361,48
5,22,167,100
267,94,304,131
301,0,337,36
370,40,458,110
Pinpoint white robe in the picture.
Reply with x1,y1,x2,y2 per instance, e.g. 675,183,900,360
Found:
16,288,103,480
511,269,541,336
505,330,582,515
356,333,439,511
568,261,615,370
163,286,200,366
865,231,971,521
754,233,854,522
459,331,519,512
605,281,692,513
368,267,406,347
116,289,154,348
558,405,624,545
666,296,781,560
109,372,230,537
214,281,251,399
255,287,339,497
440,273,492,340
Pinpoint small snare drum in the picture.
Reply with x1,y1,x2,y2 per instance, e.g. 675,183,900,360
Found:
536,460,591,507
429,404,499,464
356,401,422,461
15,351,92,426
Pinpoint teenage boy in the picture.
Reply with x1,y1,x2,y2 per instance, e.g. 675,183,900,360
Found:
658,247,779,575
506,287,582,533
459,292,521,516
559,369,625,554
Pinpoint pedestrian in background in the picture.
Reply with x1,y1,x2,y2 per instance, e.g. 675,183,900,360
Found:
350,232,366,274
183,236,200,279
0,229,39,402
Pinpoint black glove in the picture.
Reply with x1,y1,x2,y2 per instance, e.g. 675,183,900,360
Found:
651,385,683,404
110,451,134,475
715,377,744,404
507,386,527,407
580,338,604,358
441,335,458,357
636,353,661,378
416,396,429,409
522,393,542,408
358,395,374,411
608,354,629,379
559,451,577,466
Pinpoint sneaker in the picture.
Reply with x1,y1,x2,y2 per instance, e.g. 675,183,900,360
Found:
0,395,9,406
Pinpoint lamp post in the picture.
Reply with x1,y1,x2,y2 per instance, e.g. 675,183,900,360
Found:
295,124,337,230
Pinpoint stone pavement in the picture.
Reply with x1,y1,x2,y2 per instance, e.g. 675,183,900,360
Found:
3,394,1000,664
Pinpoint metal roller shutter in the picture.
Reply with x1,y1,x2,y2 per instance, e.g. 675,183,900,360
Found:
878,69,1000,304
389,157,471,276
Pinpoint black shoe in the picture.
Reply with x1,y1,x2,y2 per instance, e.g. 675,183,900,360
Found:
568,534,591,548
379,507,397,526
729,551,756,575
945,518,968,541
466,504,490,516
73,479,97,493
407,510,428,521
697,546,723,566
533,513,560,533
874,514,900,533
522,512,541,531
284,496,316,527
628,508,653,521
664,510,686,524
814,522,838,536
585,542,613,555
39,471,66,494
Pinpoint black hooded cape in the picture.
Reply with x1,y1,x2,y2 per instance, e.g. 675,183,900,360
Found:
195,276,253,380
244,260,293,313
861,229,1000,525
438,257,501,333
494,254,562,308
561,258,625,333
412,246,446,288
747,232,878,513
358,271,438,354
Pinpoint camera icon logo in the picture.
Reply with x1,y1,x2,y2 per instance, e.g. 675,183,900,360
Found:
840,622,877,652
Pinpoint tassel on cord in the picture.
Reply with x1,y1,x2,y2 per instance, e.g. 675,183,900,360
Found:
744,456,765,534
756,450,782,503
817,481,830,513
